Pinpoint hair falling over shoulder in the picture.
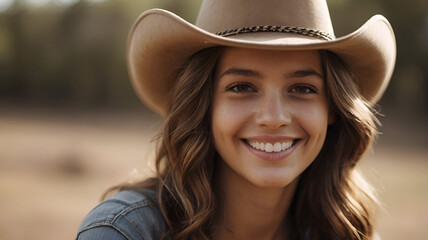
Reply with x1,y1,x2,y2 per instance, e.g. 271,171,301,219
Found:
288,50,380,240
154,47,222,240
107,48,380,240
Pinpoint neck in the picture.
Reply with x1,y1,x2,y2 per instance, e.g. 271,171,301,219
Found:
215,162,299,240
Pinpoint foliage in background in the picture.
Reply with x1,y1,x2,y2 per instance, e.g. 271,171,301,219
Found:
329,0,428,115
0,0,427,113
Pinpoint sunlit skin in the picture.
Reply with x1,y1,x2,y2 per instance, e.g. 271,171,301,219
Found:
211,48,335,240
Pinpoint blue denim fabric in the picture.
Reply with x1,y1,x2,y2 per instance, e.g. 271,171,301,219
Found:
76,189,315,240
76,189,168,240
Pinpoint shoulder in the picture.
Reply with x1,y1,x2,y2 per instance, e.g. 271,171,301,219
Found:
76,189,168,240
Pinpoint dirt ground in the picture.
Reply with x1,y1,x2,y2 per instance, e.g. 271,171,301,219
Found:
0,106,427,240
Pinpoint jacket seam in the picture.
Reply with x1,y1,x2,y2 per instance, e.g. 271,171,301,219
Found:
78,202,156,239
111,199,152,222
77,222,134,240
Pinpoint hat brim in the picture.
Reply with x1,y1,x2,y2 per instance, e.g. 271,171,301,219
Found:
127,9,396,115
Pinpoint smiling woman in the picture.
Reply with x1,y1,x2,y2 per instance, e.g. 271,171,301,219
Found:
212,48,331,190
76,0,396,239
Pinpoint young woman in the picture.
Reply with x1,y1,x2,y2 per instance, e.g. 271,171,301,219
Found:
76,0,396,239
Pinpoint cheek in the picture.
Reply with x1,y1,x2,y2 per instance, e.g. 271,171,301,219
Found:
211,99,253,148
293,102,330,139
212,99,252,131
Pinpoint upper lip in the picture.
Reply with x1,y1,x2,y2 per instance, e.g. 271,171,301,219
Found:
243,135,298,143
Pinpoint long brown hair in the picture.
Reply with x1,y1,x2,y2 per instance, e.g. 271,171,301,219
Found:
108,47,379,240
289,50,379,240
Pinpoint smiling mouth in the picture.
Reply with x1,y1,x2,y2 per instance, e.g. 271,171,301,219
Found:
245,139,297,153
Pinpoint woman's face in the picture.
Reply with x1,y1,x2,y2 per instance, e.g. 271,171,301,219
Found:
211,47,334,188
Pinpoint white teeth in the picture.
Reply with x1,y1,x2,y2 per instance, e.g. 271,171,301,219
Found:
265,143,273,152
273,142,281,152
247,140,294,153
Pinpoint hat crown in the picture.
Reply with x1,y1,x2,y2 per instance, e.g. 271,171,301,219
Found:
195,0,335,35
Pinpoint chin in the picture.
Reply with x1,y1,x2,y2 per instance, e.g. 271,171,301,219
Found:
249,173,299,189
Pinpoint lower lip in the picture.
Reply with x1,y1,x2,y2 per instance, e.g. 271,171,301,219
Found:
243,140,299,161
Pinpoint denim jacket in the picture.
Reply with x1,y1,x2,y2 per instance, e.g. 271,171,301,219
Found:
76,189,168,240
77,190,315,240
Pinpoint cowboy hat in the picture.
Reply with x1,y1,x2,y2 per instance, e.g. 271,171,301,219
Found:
127,0,396,115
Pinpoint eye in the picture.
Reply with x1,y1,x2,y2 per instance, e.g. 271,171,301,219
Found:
290,84,318,95
227,83,256,94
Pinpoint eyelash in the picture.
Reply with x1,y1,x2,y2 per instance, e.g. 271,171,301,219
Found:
226,83,318,95
289,84,318,95
226,83,256,94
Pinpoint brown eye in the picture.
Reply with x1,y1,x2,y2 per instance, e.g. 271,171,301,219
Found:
290,85,317,94
228,83,256,93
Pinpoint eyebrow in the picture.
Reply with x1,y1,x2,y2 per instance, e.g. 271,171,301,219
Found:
218,68,264,79
287,69,324,80
218,67,323,80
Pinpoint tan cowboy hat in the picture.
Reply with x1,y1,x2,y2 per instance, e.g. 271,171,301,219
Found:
127,0,396,115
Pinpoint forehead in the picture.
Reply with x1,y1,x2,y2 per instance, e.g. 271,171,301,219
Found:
216,47,322,74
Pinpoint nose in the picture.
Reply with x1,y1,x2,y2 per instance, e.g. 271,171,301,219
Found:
255,91,292,130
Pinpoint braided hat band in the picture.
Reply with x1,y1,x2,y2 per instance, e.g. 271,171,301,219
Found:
216,25,335,41
127,4,396,114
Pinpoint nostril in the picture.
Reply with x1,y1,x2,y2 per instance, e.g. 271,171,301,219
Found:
253,92,292,129
255,107,292,129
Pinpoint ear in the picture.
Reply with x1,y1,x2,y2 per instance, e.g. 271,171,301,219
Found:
328,109,337,125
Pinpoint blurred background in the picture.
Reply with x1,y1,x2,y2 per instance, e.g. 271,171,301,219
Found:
0,0,426,239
